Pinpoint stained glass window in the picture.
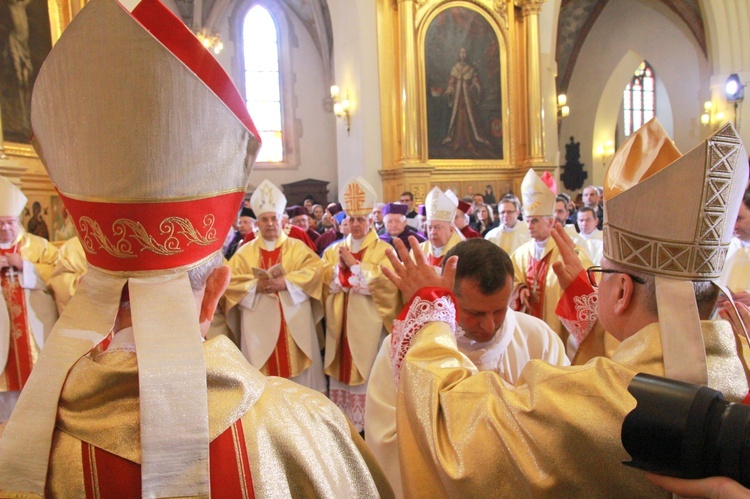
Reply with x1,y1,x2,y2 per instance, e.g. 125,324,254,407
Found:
623,61,655,136
243,6,283,163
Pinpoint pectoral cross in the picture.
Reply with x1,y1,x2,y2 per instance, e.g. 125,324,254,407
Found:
6,266,16,284
529,278,540,301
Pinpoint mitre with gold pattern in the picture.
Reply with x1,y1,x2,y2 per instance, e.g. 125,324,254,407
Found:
340,177,377,217
521,169,556,218
251,179,287,216
425,187,457,222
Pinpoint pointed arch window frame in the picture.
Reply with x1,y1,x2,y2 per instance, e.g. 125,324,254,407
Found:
622,61,656,137
234,0,299,169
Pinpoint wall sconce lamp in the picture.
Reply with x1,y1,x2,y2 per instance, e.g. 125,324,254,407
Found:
700,101,725,128
330,85,351,135
725,74,745,129
557,94,570,120
195,28,224,55
596,140,616,167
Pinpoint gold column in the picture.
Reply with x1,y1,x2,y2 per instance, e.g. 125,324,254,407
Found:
515,0,545,165
397,0,420,162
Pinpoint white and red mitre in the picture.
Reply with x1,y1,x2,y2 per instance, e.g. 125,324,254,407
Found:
604,118,748,386
0,176,27,218
0,0,260,496
340,176,377,217
425,187,456,222
251,179,286,216
521,169,555,218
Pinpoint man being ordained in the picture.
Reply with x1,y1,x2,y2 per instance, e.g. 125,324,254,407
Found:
223,179,326,393
0,176,59,421
510,169,591,356
0,1,391,495
417,187,463,271
381,119,749,497
484,194,530,256
365,238,568,497
322,177,400,433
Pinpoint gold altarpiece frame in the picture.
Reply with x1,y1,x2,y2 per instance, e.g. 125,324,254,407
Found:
0,0,86,244
377,0,551,206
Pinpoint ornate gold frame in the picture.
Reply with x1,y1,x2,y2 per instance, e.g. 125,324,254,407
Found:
416,0,512,168
1,0,86,157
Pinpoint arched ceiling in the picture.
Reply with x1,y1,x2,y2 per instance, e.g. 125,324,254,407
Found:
556,0,706,93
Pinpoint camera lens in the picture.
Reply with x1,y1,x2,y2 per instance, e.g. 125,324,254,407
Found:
622,373,750,487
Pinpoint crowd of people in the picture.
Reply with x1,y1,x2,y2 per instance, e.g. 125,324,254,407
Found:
0,0,749,496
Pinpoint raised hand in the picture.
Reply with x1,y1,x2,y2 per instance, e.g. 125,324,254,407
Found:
550,222,584,290
381,235,457,302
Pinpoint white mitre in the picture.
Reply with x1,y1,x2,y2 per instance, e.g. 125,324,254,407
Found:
340,176,377,217
251,179,286,216
521,169,555,218
425,187,456,222
0,176,27,217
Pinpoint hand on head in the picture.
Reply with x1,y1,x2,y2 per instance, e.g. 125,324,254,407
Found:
646,473,750,498
381,235,457,302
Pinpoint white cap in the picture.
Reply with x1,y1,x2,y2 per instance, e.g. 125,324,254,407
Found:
250,179,286,216
425,187,457,222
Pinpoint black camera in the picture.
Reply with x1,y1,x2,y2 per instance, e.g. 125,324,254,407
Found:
621,373,750,487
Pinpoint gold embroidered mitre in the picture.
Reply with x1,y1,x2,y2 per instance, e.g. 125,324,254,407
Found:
0,0,261,497
521,169,555,218
603,118,747,387
340,177,377,217
251,179,287,216
604,119,747,279
425,187,457,222
0,176,27,217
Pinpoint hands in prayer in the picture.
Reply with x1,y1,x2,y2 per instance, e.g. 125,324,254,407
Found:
0,253,22,270
550,221,584,290
338,246,358,269
258,275,286,294
381,235,457,302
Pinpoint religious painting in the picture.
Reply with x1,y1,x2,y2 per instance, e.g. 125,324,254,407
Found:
20,195,52,241
0,0,53,144
425,6,503,160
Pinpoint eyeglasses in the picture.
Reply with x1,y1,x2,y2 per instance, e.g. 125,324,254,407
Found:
586,266,646,288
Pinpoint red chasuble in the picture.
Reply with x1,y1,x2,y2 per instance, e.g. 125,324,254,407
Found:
0,246,36,391
335,248,367,385
81,420,255,498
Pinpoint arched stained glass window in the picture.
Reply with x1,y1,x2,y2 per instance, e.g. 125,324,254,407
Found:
623,61,655,136
243,5,283,163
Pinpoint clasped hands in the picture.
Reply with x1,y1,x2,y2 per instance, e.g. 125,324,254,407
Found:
257,275,285,294
381,236,457,302
0,254,23,271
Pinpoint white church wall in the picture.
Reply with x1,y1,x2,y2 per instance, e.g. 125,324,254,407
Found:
559,0,710,187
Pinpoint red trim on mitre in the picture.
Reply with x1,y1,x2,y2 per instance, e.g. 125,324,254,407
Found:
61,190,244,272
129,0,260,143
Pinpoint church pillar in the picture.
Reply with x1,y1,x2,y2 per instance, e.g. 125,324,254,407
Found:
515,0,546,166
397,0,420,162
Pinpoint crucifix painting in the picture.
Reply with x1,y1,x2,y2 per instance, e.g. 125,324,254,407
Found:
425,6,503,160
0,0,52,144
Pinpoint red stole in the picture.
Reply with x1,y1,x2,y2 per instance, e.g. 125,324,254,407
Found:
0,246,35,391
259,247,291,378
524,251,552,319
336,247,366,385
81,419,255,498
428,254,444,268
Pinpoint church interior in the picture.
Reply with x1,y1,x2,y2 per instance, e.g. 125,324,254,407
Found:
1,0,748,231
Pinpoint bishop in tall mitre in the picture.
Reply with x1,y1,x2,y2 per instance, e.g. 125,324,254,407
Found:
322,177,400,432
417,187,463,271
0,176,58,421
223,179,327,393
510,169,591,357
